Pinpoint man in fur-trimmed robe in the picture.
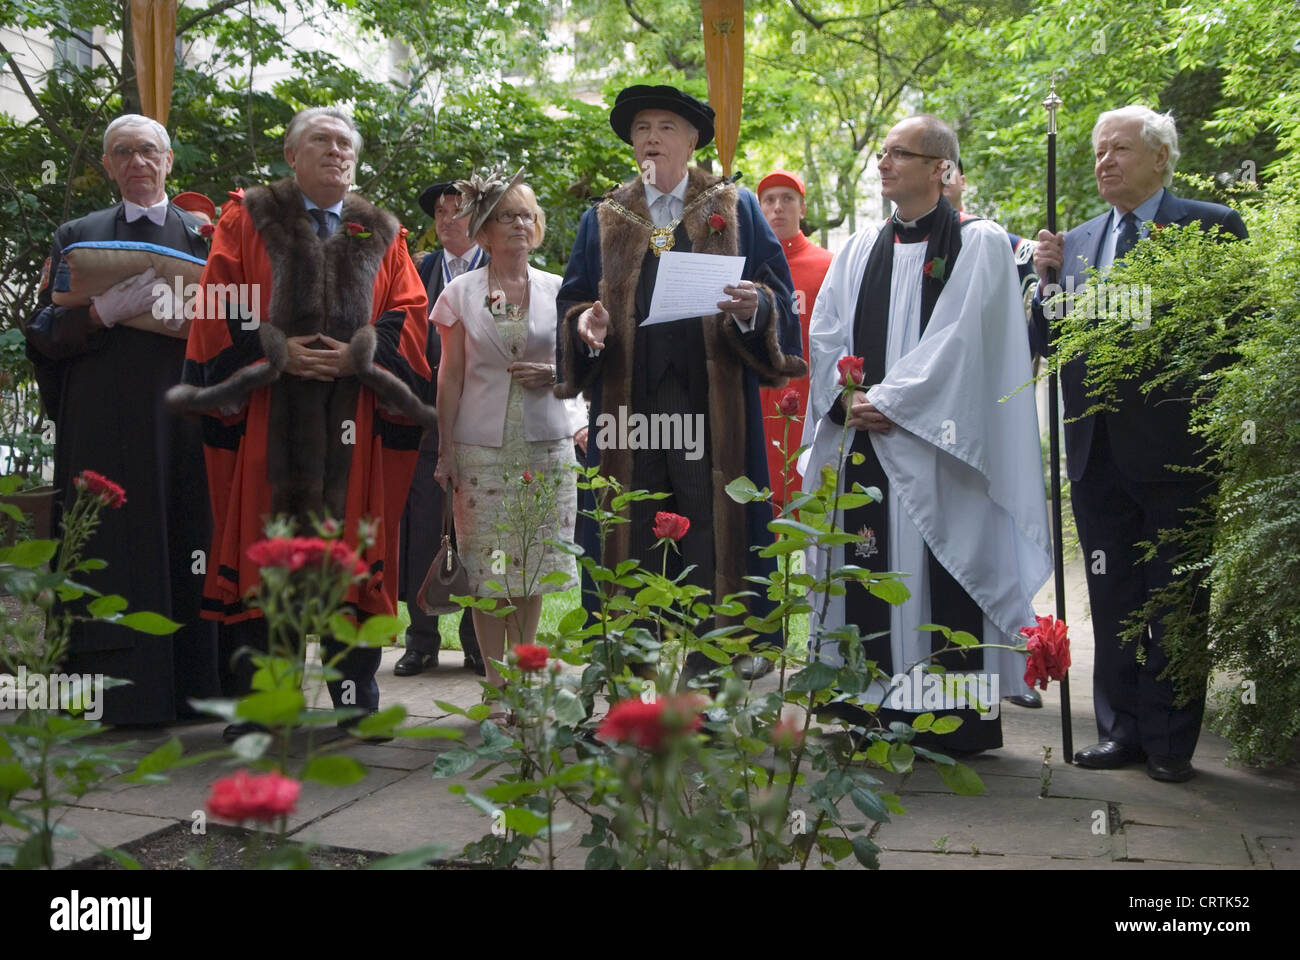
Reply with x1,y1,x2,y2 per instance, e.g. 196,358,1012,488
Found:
799,115,1051,753
168,107,434,738
554,85,804,679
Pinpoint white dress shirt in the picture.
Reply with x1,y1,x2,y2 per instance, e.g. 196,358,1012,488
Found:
301,192,344,236
643,174,689,227
123,198,169,226
1098,187,1164,270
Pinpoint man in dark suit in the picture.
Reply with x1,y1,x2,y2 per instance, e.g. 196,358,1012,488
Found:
393,181,485,676
24,114,220,724
1032,105,1248,782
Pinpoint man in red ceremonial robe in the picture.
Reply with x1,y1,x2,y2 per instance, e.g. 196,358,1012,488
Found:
756,170,833,510
168,107,435,741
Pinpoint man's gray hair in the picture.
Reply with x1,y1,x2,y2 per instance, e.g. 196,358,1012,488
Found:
102,114,171,153
285,106,363,154
1093,106,1180,187
906,114,961,175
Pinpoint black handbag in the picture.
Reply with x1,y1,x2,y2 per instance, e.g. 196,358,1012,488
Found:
416,484,471,616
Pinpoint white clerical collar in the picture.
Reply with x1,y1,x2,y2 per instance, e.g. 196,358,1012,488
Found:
301,192,344,218
123,198,169,226
893,203,938,230
644,173,689,209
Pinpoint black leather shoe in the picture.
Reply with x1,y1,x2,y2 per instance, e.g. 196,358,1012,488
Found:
393,649,437,676
222,721,270,743
1005,690,1042,708
463,651,486,676
734,654,775,681
1073,740,1146,769
1146,756,1195,782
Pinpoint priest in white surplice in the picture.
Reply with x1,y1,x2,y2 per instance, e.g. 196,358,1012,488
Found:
799,115,1052,753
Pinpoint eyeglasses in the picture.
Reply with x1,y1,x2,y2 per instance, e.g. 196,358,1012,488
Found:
875,147,944,164
110,143,165,162
493,210,536,225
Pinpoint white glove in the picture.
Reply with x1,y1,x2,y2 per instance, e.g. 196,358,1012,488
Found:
90,267,161,327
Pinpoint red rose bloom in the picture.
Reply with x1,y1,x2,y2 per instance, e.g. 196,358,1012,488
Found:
345,221,367,236
1021,615,1071,690
777,386,801,418
708,213,727,232
597,694,707,751
199,223,216,238
73,470,126,509
837,355,865,387
246,537,367,577
522,470,534,484
207,770,300,823
512,644,550,672
652,511,690,541
771,713,805,752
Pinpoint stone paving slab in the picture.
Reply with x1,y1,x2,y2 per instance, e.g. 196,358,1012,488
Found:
873,795,1115,860
1124,824,1255,867
0,807,175,869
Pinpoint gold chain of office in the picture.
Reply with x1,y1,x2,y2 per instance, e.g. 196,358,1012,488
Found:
603,179,734,257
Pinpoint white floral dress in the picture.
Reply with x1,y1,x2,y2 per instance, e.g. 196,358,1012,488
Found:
453,310,578,597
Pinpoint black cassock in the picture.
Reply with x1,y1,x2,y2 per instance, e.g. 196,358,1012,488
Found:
26,203,220,724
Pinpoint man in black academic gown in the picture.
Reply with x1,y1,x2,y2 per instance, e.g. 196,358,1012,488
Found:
24,114,220,725
393,180,485,676
1032,105,1248,782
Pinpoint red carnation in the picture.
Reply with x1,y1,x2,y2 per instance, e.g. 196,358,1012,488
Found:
206,770,300,823
837,355,865,387
708,213,727,234
512,644,550,672
597,694,708,752
652,511,690,542
345,221,367,237
1021,615,1071,691
73,470,126,509
777,386,801,418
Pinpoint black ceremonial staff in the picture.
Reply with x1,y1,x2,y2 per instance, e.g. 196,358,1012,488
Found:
1043,77,1074,762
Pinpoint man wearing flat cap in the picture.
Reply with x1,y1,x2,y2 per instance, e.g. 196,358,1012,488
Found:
392,180,485,677
555,84,804,682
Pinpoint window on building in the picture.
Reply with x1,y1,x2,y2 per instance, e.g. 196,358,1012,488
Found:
53,26,95,78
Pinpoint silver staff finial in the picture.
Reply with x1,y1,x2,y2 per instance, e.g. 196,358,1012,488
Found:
1043,74,1063,134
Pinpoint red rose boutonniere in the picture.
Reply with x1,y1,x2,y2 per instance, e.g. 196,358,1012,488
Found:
198,223,215,239
708,213,727,236
345,221,371,240
923,256,947,283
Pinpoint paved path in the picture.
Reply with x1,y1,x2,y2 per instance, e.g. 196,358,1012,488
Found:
4,554,1297,869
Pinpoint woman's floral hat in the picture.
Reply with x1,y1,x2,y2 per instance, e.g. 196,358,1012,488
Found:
454,164,526,238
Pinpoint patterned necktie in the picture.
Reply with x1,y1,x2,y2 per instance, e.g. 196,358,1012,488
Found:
309,208,332,240
1114,211,1139,262
447,256,466,280
651,194,674,228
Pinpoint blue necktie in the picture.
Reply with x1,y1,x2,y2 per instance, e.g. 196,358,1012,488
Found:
310,208,333,240
1114,211,1139,262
